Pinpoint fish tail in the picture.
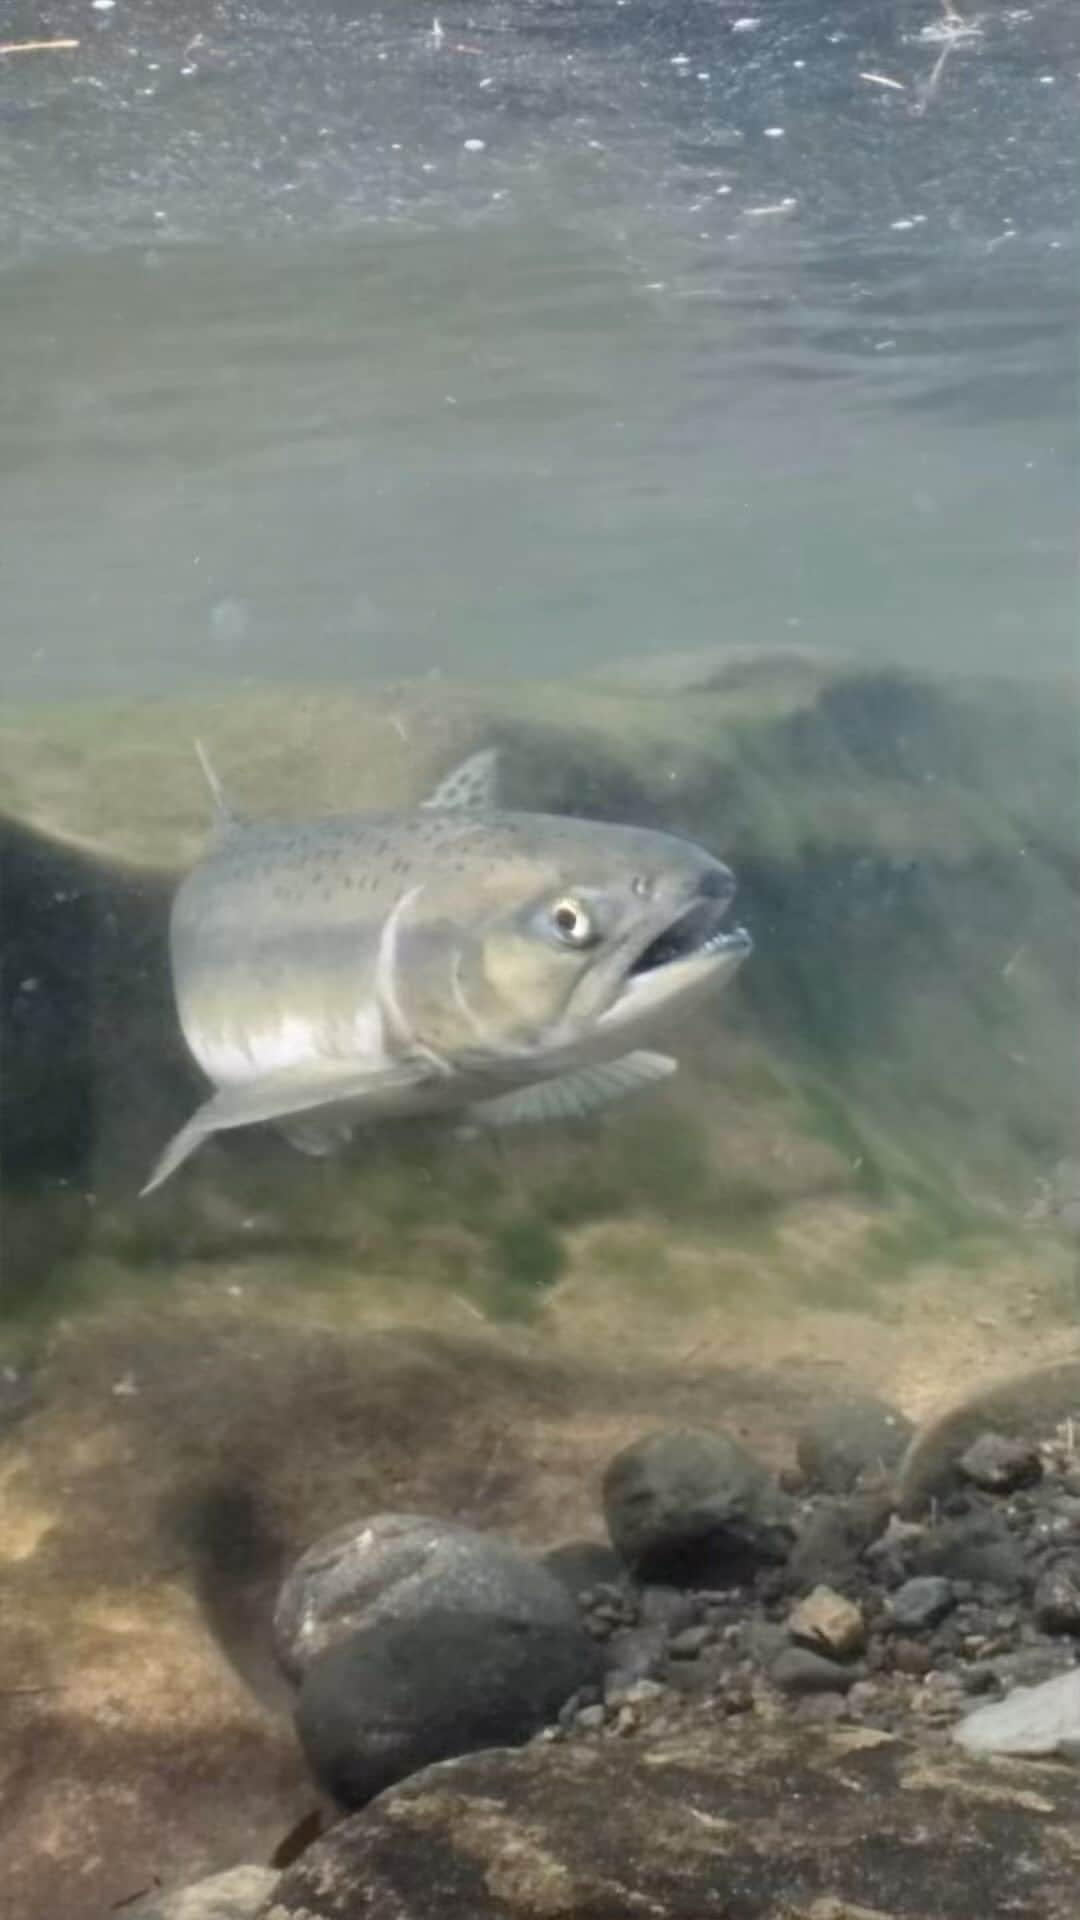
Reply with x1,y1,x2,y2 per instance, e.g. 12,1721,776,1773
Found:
193,738,236,828
139,1110,211,1196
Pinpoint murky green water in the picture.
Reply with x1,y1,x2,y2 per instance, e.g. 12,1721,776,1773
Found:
1,5,1078,1915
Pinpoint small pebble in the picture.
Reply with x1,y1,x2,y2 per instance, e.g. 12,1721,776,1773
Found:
847,1680,887,1713
792,1691,847,1724
605,1678,666,1710
960,1433,1042,1494
668,1624,713,1660
787,1585,865,1658
887,1577,955,1632
772,1647,859,1696
892,1637,933,1677
638,1586,697,1634
575,1704,607,1731
1033,1559,1080,1636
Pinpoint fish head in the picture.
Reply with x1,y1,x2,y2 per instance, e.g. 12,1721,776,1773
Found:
392,814,751,1063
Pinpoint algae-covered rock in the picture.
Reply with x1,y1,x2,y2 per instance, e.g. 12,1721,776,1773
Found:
260,1709,1080,1917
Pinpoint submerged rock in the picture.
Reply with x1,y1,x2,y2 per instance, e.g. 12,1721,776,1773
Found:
955,1668,1080,1758
786,1491,892,1591
604,1625,669,1694
1033,1559,1080,1637
274,1513,581,1681
771,1647,860,1696
795,1395,913,1495
787,1585,865,1658
886,1576,955,1632
542,1539,626,1597
260,1709,1080,1918
959,1432,1043,1495
293,1607,603,1809
912,1513,1025,1592
602,1427,793,1585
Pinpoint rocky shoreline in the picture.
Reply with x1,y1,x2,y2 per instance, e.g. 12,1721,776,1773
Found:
132,1387,1080,1919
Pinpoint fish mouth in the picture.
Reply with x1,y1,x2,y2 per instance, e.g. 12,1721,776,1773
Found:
578,862,752,1040
629,897,752,980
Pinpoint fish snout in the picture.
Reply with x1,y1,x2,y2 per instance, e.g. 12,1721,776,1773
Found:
694,860,738,908
688,857,752,962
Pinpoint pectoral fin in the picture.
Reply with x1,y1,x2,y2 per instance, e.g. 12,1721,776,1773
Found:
465,1051,677,1130
140,1060,428,1197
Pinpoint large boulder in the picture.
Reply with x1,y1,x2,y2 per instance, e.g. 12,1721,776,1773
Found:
293,1607,603,1809
274,1512,583,1681
259,1710,1080,1918
602,1426,793,1583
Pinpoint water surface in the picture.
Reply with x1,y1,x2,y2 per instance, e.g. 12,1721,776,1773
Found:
1,0,1075,698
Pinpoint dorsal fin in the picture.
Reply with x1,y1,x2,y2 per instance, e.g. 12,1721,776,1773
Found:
193,739,237,829
420,747,498,813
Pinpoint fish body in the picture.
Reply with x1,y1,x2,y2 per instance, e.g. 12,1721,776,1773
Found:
142,749,751,1194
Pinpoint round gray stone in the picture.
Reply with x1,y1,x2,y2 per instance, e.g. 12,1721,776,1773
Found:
294,1607,604,1808
274,1512,582,1681
601,1427,793,1584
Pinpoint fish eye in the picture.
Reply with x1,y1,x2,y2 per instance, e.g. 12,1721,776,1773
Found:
548,896,595,947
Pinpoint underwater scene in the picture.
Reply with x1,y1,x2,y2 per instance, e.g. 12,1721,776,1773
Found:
1,1,1078,1914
